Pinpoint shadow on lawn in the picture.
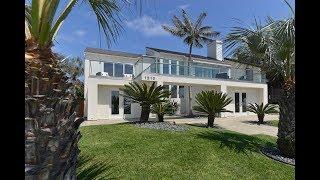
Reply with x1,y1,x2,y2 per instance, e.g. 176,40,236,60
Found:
187,123,225,130
242,120,278,127
77,155,121,180
197,131,274,154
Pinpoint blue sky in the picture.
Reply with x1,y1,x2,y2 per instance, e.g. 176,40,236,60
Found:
52,0,294,59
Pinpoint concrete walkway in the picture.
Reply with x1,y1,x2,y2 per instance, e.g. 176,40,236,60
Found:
81,114,279,137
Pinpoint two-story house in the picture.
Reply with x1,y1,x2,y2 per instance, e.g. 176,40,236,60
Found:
84,40,268,120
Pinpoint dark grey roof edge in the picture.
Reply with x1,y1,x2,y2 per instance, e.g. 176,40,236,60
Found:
224,57,262,68
146,47,230,64
85,47,142,58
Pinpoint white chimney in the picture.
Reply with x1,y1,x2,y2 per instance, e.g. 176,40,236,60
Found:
207,40,223,61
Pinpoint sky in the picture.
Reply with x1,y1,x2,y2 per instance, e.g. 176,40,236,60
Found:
52,0,295,59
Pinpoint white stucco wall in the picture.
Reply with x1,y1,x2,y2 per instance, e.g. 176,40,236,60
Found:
86,83,141,120
84,49,268,120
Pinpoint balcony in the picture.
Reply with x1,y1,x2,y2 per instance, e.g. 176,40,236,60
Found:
88,59,134,80
135,57,267,83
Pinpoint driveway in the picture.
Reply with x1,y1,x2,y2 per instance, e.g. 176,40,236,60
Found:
81,114,279,137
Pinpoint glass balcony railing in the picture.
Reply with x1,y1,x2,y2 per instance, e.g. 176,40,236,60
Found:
88,59,134,79
137,62,266,83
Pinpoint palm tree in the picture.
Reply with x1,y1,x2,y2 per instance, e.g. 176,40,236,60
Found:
193,91,232,128
25,0,142,178
162,9,219,117
59,56,84,82
247,103,279,124
121,82,170,122
224,0,295,157
151,101,179,122
25,0,134,58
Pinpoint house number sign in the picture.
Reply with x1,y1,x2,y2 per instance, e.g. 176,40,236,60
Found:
143,76,156,81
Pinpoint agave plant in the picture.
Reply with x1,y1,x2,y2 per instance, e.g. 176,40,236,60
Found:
151,101,179,122
121,82,170,122
247,103,279,124
162,9,219,117
193,91,232,128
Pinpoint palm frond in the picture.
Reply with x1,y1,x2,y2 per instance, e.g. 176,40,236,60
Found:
193,91,232,115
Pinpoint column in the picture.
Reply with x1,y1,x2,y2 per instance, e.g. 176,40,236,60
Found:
87,83,98,120
263,85,268,105
220,84,227,93
220,84,229,117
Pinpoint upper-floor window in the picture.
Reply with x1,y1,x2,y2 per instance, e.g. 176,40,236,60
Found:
245,68,253,81
114,63,123,77
125,64,133,74
102,62,133,77
104,62,113,76
171,60,177,75
163,59,169,74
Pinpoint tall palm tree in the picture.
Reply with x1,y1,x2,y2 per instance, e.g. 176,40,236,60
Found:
121,82,170,122
162,9,219,117
224,0,295,157
25,0,142,178
193,91,232,128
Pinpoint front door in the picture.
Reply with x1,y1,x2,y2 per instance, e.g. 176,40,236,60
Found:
235,92,247,114
110,90,122,119
235,93,240,113
242,93,247,113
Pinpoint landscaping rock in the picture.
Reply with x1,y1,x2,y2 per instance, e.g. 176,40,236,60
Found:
134,122,189,132
261,147,295,166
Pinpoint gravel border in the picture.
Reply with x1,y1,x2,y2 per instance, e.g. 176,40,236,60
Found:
134,122,189,132
261,147,295,166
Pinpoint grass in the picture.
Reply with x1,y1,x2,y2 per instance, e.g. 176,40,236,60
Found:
78,123,294,179
265,120,279,127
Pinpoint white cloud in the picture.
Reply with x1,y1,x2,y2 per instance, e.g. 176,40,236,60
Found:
75,29,86,37
178,4,190,10
58,34,75,43
126,15,169,37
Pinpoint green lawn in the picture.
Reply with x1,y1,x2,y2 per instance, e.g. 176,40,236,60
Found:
266,120,279,127
78,123,294,179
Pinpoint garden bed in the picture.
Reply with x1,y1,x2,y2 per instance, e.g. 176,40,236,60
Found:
261,147,295,166
134,122,189,132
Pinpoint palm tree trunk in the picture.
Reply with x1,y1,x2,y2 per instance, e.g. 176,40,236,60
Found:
207,114,215,128
277,84,295,158
140,105,151,122
25,52,83,179
158,114,164,122
187,44,193,116
258,114,265,124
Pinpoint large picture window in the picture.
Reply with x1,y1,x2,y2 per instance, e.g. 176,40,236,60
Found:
111,91,119,114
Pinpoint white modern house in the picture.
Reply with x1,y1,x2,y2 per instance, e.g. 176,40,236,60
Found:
84,40,268,120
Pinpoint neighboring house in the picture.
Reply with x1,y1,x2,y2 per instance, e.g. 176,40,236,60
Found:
84,40,268,120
